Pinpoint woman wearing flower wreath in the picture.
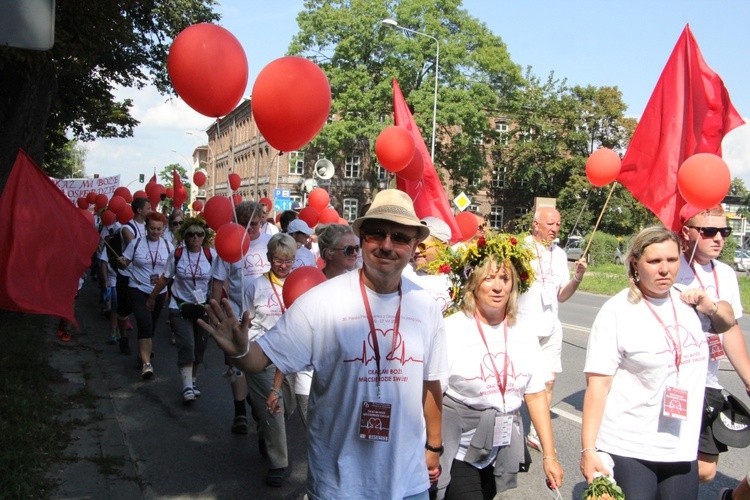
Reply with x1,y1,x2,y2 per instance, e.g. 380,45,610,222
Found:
432,233,564,499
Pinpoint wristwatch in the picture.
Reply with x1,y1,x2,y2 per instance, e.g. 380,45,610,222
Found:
425,442,444,455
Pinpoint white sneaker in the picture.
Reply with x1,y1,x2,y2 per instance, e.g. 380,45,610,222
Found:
182,387,196,403
141,363,154,380
526,432,541,452
192,385,201,397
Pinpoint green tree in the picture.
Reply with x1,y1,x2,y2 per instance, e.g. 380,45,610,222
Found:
0,1,219,188
158,163,191,211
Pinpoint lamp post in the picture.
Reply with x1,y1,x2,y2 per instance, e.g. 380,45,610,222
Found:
382,18,439,162
185,130,216,197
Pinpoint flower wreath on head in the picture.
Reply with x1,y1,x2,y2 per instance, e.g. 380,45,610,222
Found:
427,231,536,314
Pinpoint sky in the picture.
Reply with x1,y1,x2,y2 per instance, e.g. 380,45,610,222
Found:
83,0,750,190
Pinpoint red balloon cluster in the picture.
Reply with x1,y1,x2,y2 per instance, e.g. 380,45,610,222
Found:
113,186,133,203
203,196,234,230
252,56,331,152
193,171,207,188
214,223,250,264
585,148,622,187
282,266,327,308
168,23,248,118
376,126,415,173
456,212,479,241
298,206,320,228
308,188,329,212
678,153,731,210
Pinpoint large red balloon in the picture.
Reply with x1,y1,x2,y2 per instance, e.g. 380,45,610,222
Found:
456,212,479,241
192,200,204,212
117,206,134,223
168,23,248,118
252,56,331,151
308,188,330,212
298,206,319,228
86,192,97,204
145,181,156,197
318,207,339,224
133,190,147,200
231,193,243,206
76,197,89,210
101,210,116,227
282,266,327,308
108,195,127,214
397,148,424,182
376,126,415,173
203,196,234,230
678,153,731,210
214,223,250,264
259,197,273,211
193,171,207,188
113,186,133,203
166,187,174,199
586,148,622,187
94,193,109,210
229,173,241,191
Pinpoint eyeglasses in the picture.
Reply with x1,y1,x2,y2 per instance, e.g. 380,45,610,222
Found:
185,231,205,238
417,241,440,253
687,226,732,238
272,258,295,266
361,228,416,246
171,220,183,227
332,245,360,256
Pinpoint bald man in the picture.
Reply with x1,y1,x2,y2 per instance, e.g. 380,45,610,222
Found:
517,206,587,452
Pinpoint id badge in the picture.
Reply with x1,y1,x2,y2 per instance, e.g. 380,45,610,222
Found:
359,401,392,442
541,287,553,307
707,334,726,361
192,288,206,304
493,415,514,447
663,386,688,420
150,274,159,285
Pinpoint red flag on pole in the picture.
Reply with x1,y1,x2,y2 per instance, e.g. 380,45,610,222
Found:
149,172,157,184
0,149,100,323
392,79,461,243
173,168,187,208
617,25,744,231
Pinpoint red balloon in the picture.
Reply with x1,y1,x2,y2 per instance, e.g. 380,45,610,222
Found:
100,210,116,227
168,23,248,118
338,217,349,226
108,195,127,214
76,197,89,210
678,153,731,210
192,200,204,212
94,193,109,210
586,148,622,187
117,205,134,223
80,208,95,226
282,266,327,308
259,197,273,211
229,173,241,191
318,207,339,224
149,184,166,205
166,187,174,199
298,206,320,228
397,148,424,182
456,212,479,241
145,181,156,196
214,223,250,264
376,126,415,173
203,196,234,230
231,193,243,206
252,56,331,151
86,192,97,204
193,171,207,188
113,187,132,203
308,188,330,212
133,190,147,200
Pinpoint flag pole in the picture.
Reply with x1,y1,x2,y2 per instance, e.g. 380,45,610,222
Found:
582,181,617,259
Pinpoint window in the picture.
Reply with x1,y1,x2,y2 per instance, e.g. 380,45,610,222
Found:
468,204,480,214
492,168,505,189
377,164,388,181
288,151,304,175
514,207,528,219
469,177,480,187
290,195,302,206
472,133,484,145
490,206,504,229
495,122,509,145
343,198,359,222
345,155,361,178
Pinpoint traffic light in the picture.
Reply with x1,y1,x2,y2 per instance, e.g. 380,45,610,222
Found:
139,174,145,183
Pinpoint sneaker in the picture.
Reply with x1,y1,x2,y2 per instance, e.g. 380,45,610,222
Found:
232,415,248,434
266,468,285,487
60,331,72,342
119,338,132,355
718,488,733,500
182,387,196,403
141,363,154,380
192,385,201,398
526,432,541,452
108,329,119,345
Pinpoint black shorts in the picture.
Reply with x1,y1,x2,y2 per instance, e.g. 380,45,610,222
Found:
698,386,729,456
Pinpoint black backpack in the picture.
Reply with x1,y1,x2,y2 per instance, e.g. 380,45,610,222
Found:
106,221,138,271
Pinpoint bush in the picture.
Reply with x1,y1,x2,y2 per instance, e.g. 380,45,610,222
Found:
584,232,623,267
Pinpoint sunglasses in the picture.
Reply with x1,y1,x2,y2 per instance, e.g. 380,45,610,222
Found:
272,258,295,266
417,241,440,253
172,220,184,226
185,231,205,238
687,226,732,238
332,245,360,256
361,228,416,246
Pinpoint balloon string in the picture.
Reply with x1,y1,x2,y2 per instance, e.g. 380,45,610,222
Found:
582,181,617,259
686,213,708,266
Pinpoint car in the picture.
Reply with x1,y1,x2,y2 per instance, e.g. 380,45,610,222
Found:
565,237,585,261
734,249,750,271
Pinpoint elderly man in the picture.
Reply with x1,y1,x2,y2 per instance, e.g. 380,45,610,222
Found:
675,204,750,484
517,206,587,451
202,190,448,499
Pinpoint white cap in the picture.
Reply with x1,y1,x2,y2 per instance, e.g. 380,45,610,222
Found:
287,219,313,235
420,216,451,243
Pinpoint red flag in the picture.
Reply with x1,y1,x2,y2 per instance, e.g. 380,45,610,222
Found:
149,172,157,184
392,79,461,243
0,149,100,323
173,168,187,208
617,25,744,231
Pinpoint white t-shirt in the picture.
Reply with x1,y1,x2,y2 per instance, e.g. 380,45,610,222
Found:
675,254,743,389
98,245,117,288
584,288,708,462
245,273,286,342
122,237,173,294
261,221,279,235
211,233,272,316
294,246,317,270
516,236,570,337
403,265,452,315
257,271,449,500
162,247,216,309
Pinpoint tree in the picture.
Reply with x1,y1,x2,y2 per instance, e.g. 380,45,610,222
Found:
158,163,191,211
0,1,219,189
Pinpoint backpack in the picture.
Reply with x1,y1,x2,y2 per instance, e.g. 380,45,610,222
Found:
106,221,138,272
174,246,213,267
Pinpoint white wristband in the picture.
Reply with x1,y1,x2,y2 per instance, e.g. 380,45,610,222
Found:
229,338,251,359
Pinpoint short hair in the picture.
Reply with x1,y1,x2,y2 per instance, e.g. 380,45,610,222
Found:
460,258,519,325
235,201,263,227
267,233,297,261
317,224,354,260
145,211,167,226
624,226,681,304
279,210,298,232
683,205,726,227
168,209,184,225
132,197,150,213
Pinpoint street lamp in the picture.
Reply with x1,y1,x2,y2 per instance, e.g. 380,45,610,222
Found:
185,130,216,197
382,18,440,162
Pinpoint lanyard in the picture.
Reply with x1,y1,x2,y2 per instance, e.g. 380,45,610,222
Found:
359,270,402,399
689,261,719,297
146,238,161,271
643,294,682,377
186,249,202,287
533,241,552,285
267,272,286,314
474,313,509,413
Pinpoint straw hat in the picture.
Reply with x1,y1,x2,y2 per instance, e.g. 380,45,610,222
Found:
352,189,429,241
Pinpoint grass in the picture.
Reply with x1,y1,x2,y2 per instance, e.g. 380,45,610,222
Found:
738,273,750,314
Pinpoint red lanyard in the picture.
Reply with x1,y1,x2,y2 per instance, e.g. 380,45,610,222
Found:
146,238,161,271
689,261,719,297
359,270,402,398
267,273,286,314
186,249,202,287
643,294,682,375
474,313,509,412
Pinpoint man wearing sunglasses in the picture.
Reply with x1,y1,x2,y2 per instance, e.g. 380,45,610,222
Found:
202,189,448,499
403,216,453,315
676,204,750,485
